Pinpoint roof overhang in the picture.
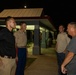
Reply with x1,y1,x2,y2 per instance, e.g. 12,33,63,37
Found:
0,8,56,31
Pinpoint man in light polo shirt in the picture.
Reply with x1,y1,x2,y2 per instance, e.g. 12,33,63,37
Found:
55,25,70,75
14,21,27,75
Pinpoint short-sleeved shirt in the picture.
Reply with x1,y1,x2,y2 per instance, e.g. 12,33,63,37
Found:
14,30,27,47
56,32,70,53
66,36,76,72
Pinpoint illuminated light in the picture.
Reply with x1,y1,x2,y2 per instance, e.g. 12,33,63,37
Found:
24,6,27,8
0,25,48,31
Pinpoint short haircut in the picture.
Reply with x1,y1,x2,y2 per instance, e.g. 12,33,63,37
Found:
59,24,65,28
20,21,26,26
68,22,76,28
5,16,13,23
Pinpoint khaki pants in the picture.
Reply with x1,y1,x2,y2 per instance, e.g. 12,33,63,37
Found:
0,56,16,75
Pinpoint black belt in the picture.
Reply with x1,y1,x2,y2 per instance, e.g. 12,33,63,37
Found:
0,55,15,59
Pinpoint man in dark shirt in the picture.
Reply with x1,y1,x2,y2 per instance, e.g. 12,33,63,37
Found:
61,22,76,75
0,16,16,75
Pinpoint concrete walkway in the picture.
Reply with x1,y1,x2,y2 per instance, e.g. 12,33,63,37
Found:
24,47,58,75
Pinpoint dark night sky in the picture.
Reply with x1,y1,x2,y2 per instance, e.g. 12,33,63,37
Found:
0,0,76,30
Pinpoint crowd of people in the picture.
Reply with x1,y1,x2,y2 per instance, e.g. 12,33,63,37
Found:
0,16,76,75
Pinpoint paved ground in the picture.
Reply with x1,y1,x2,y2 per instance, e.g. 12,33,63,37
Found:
24,46,58,75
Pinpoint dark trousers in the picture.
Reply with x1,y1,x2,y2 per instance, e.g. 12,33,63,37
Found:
56,52,66,75
16,48,27,75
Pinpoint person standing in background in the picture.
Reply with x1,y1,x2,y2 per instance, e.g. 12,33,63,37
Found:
14,21,27,75
55,25,70,75
0,16,16,75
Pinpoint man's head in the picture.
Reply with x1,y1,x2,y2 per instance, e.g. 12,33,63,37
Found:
5,16,16,29
67,22,76,37
20,21,26,31
58,25,65,33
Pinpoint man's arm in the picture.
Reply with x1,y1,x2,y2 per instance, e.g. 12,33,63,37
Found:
61,51,74,74
13,32,18,62
66,34,71,44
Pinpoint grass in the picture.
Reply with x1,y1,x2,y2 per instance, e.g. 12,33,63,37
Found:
25,58,36,69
